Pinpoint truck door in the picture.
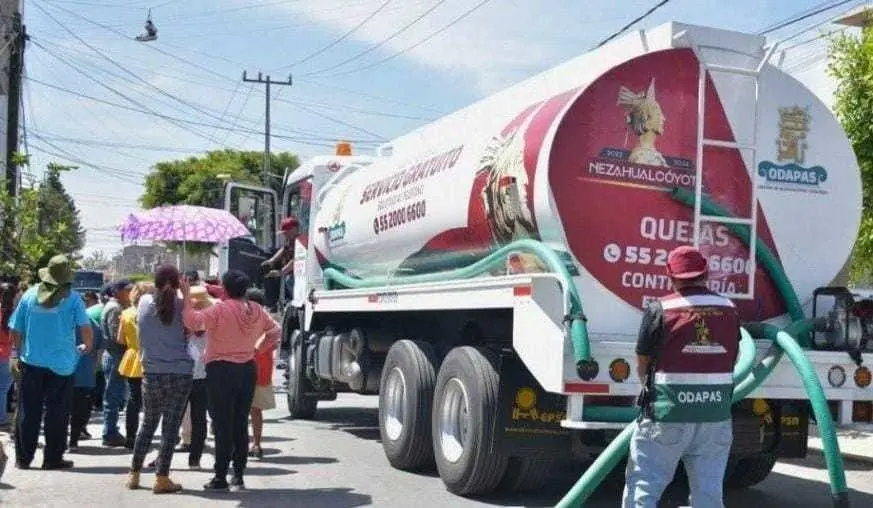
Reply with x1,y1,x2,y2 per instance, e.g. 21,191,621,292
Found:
222,182,279,293
283,179,313,308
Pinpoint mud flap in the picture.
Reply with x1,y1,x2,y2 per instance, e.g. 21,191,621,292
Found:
733,399,809,459
490,352,573,459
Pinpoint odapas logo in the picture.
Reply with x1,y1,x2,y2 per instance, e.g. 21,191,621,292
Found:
758,106,828,193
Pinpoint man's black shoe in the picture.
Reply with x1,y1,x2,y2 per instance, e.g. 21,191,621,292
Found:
42,459,74,470
103,434,126,447
203,478,229,491
229,476,245,492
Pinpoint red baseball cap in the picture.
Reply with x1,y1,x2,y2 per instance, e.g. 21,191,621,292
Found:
666,245,708,280
279,216,300,232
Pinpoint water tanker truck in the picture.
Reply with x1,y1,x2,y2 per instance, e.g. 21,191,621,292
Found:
220,22,871,500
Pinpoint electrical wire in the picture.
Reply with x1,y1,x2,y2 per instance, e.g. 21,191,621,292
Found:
593,0,671,49
209,81,243,139
276,0,393,70
31,39,227,146
34,2,398,141
314,0,493,79
299,0,447,77
26,77,378,147
758,0,857,35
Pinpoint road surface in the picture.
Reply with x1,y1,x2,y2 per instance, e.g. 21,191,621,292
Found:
1,388,872,507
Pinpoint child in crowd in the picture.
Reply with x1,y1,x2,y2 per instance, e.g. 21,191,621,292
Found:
69,291,106,452
245,288,277,459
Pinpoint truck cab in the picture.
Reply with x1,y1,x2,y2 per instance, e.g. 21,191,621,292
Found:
218,144,378,311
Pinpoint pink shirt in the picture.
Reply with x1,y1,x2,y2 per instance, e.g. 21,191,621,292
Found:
182,299,280,365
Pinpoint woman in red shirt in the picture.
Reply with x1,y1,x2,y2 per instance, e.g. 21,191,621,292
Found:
243,289,277,459
0,282,18,431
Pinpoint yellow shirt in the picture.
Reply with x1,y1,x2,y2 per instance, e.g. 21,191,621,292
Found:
117,307,143,379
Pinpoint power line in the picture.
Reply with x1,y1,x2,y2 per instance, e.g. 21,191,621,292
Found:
757,0,857,35
34,3,242,141
30,39,227,146
209,81,242,140
593,0,671,49
26,77,379,147
300,0,447,77
315,0,493,79
34,3,397,141
276,0,393,70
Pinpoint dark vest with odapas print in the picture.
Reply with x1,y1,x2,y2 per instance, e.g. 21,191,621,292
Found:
651,287,739,423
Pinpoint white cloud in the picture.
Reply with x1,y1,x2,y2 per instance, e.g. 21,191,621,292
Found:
281,0,574,94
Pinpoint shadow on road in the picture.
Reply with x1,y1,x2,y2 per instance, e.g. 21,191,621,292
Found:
308,407,381,443
72,446,133,456
257,454,338,466
182,486,372,507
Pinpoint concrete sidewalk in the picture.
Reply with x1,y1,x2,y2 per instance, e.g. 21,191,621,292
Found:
807,423,873,463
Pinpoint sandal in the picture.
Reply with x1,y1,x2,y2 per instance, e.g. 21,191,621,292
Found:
247,446,263,458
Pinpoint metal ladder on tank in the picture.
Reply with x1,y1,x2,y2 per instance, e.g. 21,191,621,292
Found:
689,40,779,300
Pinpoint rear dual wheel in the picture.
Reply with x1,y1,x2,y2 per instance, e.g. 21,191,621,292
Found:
432,346,509,496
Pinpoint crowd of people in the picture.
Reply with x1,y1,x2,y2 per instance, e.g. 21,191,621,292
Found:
0,255,282,493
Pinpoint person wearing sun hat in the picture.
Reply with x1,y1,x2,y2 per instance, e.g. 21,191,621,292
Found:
8,255,93,470
622,245,741,507
179,285,212,470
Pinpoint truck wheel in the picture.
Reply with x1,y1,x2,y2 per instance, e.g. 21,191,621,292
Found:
432,346,508,496
287,330,318,420
500,457,556,492
379,340,438,471
724,454,777,489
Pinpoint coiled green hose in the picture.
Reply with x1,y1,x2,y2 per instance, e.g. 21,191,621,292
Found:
322,238,598,378
557,190,849,506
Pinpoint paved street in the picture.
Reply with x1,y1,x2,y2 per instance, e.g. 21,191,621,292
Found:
2,386,873,507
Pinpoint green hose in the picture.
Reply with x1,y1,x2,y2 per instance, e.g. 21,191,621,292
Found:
669,188,806,329
557,191,849,506
583,326,757,423
322,238,598,378
557,324,848,507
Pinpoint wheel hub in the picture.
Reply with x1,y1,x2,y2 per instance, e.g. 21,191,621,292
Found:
384,367,407,441
438,377,470,463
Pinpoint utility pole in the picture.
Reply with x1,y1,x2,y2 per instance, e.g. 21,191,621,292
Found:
242,71,292,187
2,1,24,198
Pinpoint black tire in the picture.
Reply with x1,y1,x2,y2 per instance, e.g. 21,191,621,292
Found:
286,330,318,420
378,340,439,471
500,457,556,493
432,346,509,496
724,454,777,489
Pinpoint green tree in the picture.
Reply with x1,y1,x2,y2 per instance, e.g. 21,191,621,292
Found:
141,149,298,209
81,249,111,271
829,23,873,283
0,162,86,279
139,149,298,255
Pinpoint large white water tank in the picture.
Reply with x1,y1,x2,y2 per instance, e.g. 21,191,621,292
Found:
314,22,861,339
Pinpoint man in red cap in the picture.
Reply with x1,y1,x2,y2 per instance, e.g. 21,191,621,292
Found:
262,217,300,299
622,245,740,508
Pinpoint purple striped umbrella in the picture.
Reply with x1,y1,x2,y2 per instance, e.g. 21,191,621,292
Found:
118,205,251,243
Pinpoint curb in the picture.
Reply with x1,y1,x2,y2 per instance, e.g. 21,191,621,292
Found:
807,445,873,465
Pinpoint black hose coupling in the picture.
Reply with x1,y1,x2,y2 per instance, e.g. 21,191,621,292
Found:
832,491,850,508
576,359,599,381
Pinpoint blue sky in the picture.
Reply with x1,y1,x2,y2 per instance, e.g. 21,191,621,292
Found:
19,0,864,256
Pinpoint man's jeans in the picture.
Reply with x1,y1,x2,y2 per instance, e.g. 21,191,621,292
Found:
622,418,733,508
14,362,74,466
101,352,128,438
